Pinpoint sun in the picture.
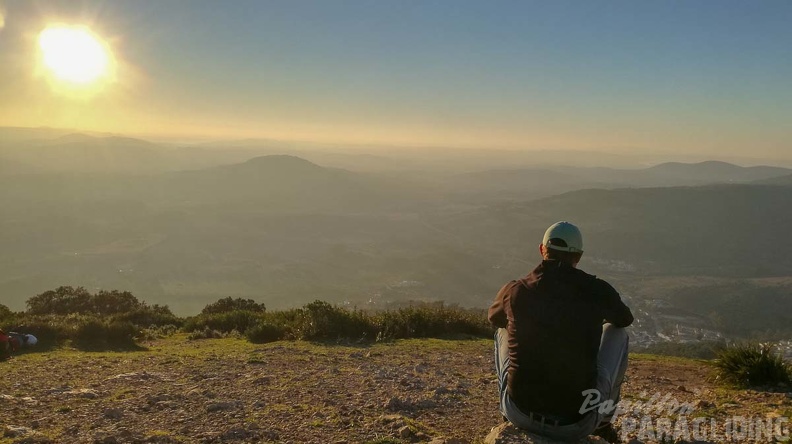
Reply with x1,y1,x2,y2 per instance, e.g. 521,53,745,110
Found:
38,26,111,84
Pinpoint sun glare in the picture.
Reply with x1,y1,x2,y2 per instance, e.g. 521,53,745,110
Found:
38,26,111,85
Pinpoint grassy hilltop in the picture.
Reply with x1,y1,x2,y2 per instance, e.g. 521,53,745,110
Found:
3,290,792,443
2,336,792,444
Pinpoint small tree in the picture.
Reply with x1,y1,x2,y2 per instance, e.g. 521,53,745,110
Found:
201,297,266,315
91,290,141,316
0,303,12,319
27,286,92,315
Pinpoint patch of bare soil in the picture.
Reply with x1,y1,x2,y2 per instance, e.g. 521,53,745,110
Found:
1,338,790,444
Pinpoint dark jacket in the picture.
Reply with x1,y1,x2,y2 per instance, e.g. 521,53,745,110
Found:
488,260,633,420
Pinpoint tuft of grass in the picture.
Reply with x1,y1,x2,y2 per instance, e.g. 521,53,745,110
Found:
714,342,791,388
186,326,225,340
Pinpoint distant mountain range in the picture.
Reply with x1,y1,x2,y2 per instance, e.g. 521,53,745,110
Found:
4,127,791,179
445,161,792,202
2,127,791,326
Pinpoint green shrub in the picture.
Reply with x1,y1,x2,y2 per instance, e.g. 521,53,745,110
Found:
373,303,492,341
27,286,93,315
187,326,224,340
246,322,286,343
715,343,791,387
114,304,181,328
183,310,263,334
0,304,12,320
201,297,266,315
291,301,375,341
73,318,137,350
26,287,176,324
137,324,179,341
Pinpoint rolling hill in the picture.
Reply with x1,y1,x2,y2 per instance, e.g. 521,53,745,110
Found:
443,161,792,203
441,184,792,277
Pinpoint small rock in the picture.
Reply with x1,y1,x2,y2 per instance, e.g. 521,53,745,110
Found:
75,389,100,399
105,371,159,381
676,385,688,392
220,427,250,441
17,436,55,444
206,401,241,412
155,401,178,409
694,399,713,409
147,394,173,404
383,396,405,411
103,408,124,420
252,375,273,385
4,426,32,437
415,398,438,409
380,414,405,423
58,388,100,399
398,425,413,439
484,422,607,444
434,386,452,396
429,438,469,444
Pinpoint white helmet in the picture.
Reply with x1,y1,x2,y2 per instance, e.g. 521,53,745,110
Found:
25,334,37,346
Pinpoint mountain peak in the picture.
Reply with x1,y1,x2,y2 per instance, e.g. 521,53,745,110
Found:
647,160,740,172
51,133,96,144
233,155,324,173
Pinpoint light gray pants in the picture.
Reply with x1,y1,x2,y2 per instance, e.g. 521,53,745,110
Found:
494,324,629,442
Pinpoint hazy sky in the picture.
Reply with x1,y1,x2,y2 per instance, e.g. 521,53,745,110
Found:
1,0,791,159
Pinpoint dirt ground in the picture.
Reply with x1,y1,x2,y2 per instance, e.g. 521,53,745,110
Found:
1,337,790,443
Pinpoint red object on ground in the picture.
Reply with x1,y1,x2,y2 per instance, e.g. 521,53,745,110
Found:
0,330,11,360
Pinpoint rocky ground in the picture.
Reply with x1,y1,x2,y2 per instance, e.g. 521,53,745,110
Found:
1,336,791,444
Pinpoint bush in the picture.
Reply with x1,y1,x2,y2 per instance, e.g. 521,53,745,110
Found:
183,310,263,334
73,318,138,350
0,304,12,320
114,304,181,328
246,322,286,343
715,343,791,387
201,297,266,315
187,326,225,340
26,287,177,325
373,303,492,341
137,324,179,341
291,301,375,341
27,286,93,315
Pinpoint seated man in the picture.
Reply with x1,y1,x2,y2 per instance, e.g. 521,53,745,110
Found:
489,221,633,443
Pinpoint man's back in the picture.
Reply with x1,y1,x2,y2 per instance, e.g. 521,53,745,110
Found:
489,260,633,420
